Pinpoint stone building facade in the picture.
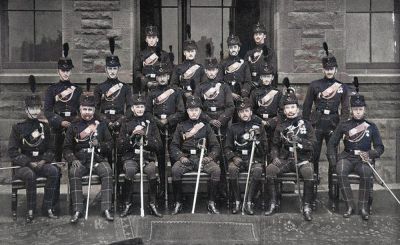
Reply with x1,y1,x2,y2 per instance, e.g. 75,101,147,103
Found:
0,0,399,183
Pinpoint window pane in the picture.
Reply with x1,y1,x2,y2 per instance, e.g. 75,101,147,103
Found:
5,0,33,10
35,0,62,10
346,13,370,63
371,13,400,62
161,0,178,7
191,0,222,7
35,12,62,62
7,12,34,62
223,0,233,7
346,0,370,12
191,8,222,65
161,8,178,64
371,0,394,12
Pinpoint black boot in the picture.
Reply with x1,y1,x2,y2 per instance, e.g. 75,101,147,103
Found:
265,179,279,216
244,180,258,215
70,211,82,224
120,203,133,217
104,209,114,221
303,203,313,221
172,180,183,215
120,179,134,217
149,179,163,217
230,179,240,214
208,180,220,214
360,208,369,221
343,203,355,218
46,209,58,219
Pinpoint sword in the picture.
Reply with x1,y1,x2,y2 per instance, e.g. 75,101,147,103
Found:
0,162,66,171
85,121,99,220
164,128,170,207
242,130,257,215
139,135,145,217
192,138,206,214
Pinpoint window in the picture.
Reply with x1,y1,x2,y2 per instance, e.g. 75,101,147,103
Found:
0,0,62,69
139,0,263,64
346,0,400,69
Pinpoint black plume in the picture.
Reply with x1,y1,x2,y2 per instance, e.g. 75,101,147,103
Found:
63,43,69,58
282,77,290,89
86,77,91,92
262,46,269,62
229,21,234,35
169,45,174,63
323,42,329,56
185,24,191,39
353,77,359,93
206,43,212,57
109,37,115,55
29,75,36,93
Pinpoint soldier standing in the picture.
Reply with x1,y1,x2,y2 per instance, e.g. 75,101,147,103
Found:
170,25,205,100
134,25,171,94
44,43,82,162
302,42,349,210
94,38,133,137
118,94,163,217
64,94,114,223
327,78,384,220
170,96,221,214
147,63,186,198
8,76,59,223
220,31,251,104
225,98,267,215
243,22,277,97
265,80,316,221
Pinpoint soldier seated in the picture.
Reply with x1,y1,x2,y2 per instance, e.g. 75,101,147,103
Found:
118,94,163,218
225,98,267,215
64,94,114,223
8,77,59,223
170,96,221,215
265,82,316,221
327,78,384,221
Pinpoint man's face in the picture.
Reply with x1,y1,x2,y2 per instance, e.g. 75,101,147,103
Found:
132,104,145,117
80,106,95,121
58,69,71,81
145,35,159,47
26,106,41,119
156,74,170,85
106,66,119,79
323,67,337,79
238,107,252,122
187,107,201,120
283,104,299,119
253,32,266,45
183,49,197,60
205,68,218,79
351,106,365,120
228,45,240,56
260,74,274,85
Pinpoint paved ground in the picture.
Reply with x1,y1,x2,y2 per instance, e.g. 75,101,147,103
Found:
0,184,399,245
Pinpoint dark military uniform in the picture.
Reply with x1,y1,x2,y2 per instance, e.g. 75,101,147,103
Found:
147,64,185,197
225,99,267,214
134,26,172,93
243,23,277,97
265,93,316,221
170,96,221,214
9,85,59,222
64,112,114,217
327,83,384,220
118,95,163,217
221,34,251,103
302,43,349,207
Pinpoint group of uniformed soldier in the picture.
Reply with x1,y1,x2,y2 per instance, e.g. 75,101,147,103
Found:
8,22,384,224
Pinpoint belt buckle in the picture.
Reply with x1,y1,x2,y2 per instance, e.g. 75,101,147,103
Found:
210,106,217,112
354,150,361,155
231,81,236,85
252,72,257,77
32,151,39,157
323,109,330,115
160,114,167,119
186,86,192,91
289,147,294,152
190,149,197,155
135,149,140,154
109,109,116,115
263,114,269,119
241,149,248,155
64,111,71,117
150,74,156,78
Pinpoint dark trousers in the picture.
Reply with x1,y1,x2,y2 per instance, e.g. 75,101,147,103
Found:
336,155,373,209
14,164,60,211
69,162,113,213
